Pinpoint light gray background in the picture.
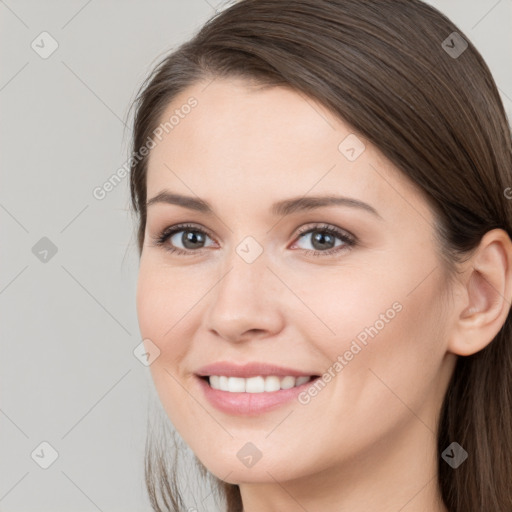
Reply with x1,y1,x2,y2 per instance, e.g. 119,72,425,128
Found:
1,1,511,511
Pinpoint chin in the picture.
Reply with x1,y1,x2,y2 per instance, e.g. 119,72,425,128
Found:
196,449,310,485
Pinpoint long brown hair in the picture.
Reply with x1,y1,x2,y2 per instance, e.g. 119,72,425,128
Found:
128,1,512,510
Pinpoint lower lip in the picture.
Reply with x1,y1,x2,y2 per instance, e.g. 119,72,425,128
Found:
196,376,319,416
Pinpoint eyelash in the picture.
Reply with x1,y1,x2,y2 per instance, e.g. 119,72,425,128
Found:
151,222,357,257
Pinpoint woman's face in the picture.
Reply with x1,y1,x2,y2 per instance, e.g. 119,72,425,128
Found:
136,77,457,486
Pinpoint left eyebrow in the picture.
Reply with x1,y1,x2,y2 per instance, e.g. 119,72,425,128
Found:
271,195,383,220
146,191,383,220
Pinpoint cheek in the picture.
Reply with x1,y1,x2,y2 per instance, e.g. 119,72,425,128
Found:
136,262,196,341
295,273,448,467
342,274,447,416
136,265,165,341
135,263,205,422
136,265,184,392
310,257,447,404
288,264,401,354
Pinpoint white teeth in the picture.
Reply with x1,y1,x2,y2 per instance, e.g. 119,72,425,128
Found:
228,377,246,393
207,375,314,393
209,375,220,389
264,376,281,392
280,376,295,389
295,376,311,386
219,376,229,390
245,376,265,393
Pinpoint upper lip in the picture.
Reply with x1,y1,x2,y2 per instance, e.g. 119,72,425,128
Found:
195,361,319,378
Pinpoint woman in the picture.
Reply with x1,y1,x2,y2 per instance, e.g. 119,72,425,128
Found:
129,0,512,510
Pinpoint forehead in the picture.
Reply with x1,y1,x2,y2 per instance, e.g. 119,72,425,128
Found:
149,78,344,171
145,77,429,224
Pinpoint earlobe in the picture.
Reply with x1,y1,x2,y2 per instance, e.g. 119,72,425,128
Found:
448,229,512,356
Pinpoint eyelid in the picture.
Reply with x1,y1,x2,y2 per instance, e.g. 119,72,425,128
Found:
152,221,357,256
154,222,217,246
290,223,356,252
294,222,355,240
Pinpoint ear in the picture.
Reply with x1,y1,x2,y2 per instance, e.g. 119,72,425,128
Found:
447,228,512,356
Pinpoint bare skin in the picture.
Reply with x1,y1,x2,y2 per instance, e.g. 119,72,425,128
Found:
136,76,512,512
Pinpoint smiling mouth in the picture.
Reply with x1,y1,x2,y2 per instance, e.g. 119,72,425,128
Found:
199,375,320,393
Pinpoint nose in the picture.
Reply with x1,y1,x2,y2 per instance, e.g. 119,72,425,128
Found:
203,245,285,343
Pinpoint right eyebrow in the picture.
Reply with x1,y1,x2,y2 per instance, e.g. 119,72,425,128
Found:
146,191,212,213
